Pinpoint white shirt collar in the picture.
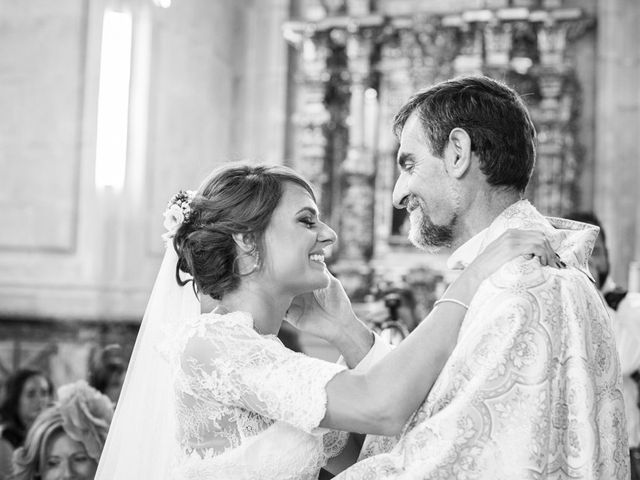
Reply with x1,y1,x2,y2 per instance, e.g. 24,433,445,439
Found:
447,200,534,270
447,227,489,270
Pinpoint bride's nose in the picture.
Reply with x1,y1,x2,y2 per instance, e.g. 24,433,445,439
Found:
318,222,337,246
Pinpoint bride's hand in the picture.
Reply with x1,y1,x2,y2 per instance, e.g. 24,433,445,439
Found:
285,273,358,342
465,228,561,281
446,229,562,304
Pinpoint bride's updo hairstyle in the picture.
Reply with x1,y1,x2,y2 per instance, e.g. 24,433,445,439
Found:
172,163,316,299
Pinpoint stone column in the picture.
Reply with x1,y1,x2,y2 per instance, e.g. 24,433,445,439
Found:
595,0,640,286
484,21,512,70
289,30,331,207
372,31,413,262
332,29,376,299
453,24,483,75
370,18,459,278
535,67,566,215
235,0,291,163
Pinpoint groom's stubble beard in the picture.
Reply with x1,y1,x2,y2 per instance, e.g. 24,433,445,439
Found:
407,198,456,252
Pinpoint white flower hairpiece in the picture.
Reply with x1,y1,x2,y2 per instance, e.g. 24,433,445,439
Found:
162,189,196,242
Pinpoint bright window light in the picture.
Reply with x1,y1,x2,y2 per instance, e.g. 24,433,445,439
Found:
95,10,133,190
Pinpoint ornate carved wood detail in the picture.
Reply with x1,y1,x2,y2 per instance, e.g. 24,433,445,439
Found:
285,2,595,299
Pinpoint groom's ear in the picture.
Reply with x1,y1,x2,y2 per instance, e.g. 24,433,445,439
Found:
232,233,256,254
445,128,472,179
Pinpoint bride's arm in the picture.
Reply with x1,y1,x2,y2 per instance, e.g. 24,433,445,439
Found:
286,277,376,368
320,229,559,435
321,278,472,435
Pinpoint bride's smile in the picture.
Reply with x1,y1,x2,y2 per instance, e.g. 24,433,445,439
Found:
309,251,326,266
259,182,337,297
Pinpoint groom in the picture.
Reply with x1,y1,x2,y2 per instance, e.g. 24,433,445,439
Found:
327,76,628,478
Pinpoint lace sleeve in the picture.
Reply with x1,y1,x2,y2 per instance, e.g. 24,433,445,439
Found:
322,333,393,459
180,315,346,433
322,429,349,458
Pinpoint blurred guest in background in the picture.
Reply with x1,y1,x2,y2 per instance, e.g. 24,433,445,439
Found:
12,380,113,480
567,210,640,479
363,286,420,345
277,322,304,353
87,345,126,405
381,287,420,333
0,369,53,479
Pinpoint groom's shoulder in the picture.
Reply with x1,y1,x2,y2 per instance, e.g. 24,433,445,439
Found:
478,256,601,309
487,255,569,289
485,259,604,315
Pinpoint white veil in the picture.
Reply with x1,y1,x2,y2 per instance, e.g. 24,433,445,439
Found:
95,245,200,479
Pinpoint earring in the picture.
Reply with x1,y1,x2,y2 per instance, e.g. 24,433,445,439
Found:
234,251,260,276
247,251,260,275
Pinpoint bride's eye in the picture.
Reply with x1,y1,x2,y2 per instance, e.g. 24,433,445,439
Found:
299,217,315,228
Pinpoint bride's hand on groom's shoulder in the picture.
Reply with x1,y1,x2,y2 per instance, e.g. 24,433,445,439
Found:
466,229,561,282
285,273,358,343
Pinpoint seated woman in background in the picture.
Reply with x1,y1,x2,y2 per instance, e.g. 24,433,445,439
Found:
12,381,113,480
0,369,53,480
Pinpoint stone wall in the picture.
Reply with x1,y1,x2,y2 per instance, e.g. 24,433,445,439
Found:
0,0,291,384
594,0,640,287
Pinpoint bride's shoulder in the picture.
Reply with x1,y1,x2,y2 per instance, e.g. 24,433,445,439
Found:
174,311,260,360
183,310,254,335
163,311,257,363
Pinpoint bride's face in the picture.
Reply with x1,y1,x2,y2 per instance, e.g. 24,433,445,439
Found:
259,182,336,296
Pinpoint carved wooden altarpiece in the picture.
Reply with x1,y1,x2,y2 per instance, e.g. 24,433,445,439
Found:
284,0,595,306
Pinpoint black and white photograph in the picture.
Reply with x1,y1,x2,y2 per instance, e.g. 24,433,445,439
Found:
0,0,638,478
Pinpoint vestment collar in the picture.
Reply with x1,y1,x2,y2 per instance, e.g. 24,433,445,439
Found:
446,199,598,284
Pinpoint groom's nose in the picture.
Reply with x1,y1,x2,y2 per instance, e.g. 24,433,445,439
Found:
393,173,409,209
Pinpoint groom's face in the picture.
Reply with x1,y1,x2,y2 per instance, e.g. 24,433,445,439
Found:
392,113,458,251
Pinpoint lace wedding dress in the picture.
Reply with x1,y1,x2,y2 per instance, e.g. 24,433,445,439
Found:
166,310,348,479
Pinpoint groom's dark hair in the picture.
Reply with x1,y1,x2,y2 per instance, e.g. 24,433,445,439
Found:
393,75,537,193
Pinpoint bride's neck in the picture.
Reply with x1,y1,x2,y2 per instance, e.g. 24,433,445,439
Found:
219,282,291,335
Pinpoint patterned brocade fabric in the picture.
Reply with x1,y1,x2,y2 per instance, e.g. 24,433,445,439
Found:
167,311,348,480
338,201,630,480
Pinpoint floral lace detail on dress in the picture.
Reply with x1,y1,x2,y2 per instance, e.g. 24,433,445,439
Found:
167,311,347,479
322,429,349,458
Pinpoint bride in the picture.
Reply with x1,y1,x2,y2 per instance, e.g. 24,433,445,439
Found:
95,163,559,479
